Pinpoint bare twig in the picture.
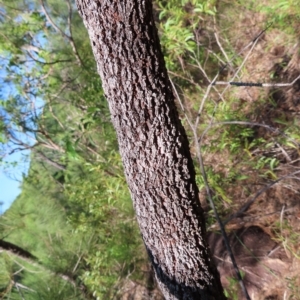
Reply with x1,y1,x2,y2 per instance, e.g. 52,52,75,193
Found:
194,73,219,129
187,26,274,300
213,73,300,87
26,50,72,65
188,59,226,102
193,130,251,300
218,23,272,75
224,170,300,225
214,35,260,95
213,17,231,67
169,78,194,131
66,0,83,66
39,0,83,66
35,150,66,170
198,120,299,149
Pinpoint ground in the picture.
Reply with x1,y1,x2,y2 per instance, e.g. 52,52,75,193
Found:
201,3,300,299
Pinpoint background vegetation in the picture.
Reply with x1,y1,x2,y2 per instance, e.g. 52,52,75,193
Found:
1,0,300,299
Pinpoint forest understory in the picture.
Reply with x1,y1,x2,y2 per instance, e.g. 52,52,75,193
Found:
1,0,300,299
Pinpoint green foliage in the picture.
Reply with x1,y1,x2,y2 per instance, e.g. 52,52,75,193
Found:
257,0,300,33
1,0,300,299
0,253,12,293
65,157,144,299
223,276,240,300
0,0,144,299
157,0,216,69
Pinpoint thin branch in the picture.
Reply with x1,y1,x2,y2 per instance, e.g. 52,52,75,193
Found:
198,120,299,149
213,73,300,87
192,26,269,131
224,170,300,225
188,60,226,102
15,282,26,300
193,129,251,300
217,23,273,75
169,78,194,131
35,150,66,171
14,282,36,294
168,70,198,86
194,73,219,129
66,0,84,66
47,101,65,130
187,26,273,300
214,35,260,94
213,19,231,67
40,0,66,37
26,50,72,65
39,0,83,66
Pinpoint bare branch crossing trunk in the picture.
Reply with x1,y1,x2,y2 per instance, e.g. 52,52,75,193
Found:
75,0,226,298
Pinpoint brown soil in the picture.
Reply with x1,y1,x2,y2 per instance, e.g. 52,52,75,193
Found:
208,226,290,300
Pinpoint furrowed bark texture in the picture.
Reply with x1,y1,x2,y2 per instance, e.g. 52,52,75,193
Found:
76,0,226,299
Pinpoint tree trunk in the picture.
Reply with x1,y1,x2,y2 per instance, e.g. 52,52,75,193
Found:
75,0,226,299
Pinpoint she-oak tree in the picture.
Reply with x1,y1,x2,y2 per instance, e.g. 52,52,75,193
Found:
76,0,226,299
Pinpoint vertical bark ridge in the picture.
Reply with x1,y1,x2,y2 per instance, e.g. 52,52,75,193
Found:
76,0,226,298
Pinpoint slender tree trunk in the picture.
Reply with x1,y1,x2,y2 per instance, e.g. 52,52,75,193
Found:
76,1,226,298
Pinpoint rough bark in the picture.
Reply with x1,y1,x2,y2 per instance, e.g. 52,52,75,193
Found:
75,0,226,299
